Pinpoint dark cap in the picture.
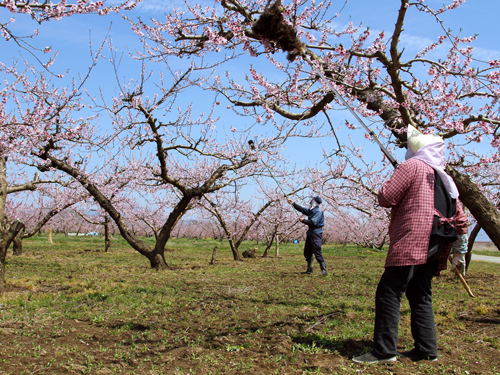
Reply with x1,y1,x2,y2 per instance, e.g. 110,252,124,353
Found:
312,196,322,204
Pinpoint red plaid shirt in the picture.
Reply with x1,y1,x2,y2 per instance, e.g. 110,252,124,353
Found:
378,158,467,269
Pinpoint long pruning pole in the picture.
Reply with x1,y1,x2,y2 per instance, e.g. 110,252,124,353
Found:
251,2,398,167
249,141,287,196
248,140,301,218
304,56,399,168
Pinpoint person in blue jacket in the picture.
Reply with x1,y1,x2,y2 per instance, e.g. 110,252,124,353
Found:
288,196,327,275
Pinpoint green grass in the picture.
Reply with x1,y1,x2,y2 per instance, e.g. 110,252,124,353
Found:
473,249,500,257
0,234,499,374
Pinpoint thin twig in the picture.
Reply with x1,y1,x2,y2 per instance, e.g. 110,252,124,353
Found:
306,310,343,332
52,292,62,303
106,303,116,314
28,365,44,375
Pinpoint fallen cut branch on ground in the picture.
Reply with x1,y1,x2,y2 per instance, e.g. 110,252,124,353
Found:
306,310,343,332
458,314,500,324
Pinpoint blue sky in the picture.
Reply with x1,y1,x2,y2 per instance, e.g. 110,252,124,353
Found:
2,0,499,240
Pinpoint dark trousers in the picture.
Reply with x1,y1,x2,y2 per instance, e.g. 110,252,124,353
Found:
304,232,324,263
372,235,447,357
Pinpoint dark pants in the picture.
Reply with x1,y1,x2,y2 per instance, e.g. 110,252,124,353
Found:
372,235,447,357
304,231,324,263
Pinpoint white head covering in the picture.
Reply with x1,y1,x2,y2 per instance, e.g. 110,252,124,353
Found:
309,198,319,210
405,125,459,199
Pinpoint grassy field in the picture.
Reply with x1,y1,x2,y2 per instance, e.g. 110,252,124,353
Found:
0,235,499,374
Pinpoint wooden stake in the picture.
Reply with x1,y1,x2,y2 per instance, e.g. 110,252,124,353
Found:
47,228,53,244
210,246,218,265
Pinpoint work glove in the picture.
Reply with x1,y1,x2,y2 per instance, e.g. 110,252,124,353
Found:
450,252,466,277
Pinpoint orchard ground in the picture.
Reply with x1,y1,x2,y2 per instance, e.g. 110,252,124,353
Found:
1,236,499,375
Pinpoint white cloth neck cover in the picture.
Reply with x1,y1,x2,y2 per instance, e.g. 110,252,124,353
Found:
404,125,459,199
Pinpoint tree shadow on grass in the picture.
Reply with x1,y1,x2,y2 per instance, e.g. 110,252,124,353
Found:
457,315,500,324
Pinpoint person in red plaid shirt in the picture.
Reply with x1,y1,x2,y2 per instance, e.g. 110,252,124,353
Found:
353,125,468,364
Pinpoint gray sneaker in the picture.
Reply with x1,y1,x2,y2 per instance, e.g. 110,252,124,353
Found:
398,349,437,362
352,351,397,364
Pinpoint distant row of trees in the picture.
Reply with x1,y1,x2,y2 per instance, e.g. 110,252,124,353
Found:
12,181,383,251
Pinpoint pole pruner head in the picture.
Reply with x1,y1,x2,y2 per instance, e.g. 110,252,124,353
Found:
248,140,256,150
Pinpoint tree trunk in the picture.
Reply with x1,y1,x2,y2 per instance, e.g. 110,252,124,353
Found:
466,222,482,272
229,238,241,261
12,232,23,256
447,166,500,251
275,233,280,257
0,234,7,293
39,149,255,271
0,157,9,293
0,257,6,294
262,233,275,258
234,200,275,250
0,156,7,226
147,243,169,270
0,221,25,294
202,195,241,260
104,216,111,252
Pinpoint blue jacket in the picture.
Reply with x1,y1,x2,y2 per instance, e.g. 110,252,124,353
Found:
293,203,324,234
